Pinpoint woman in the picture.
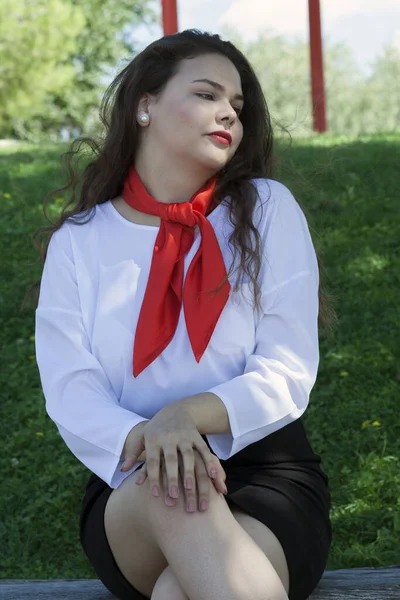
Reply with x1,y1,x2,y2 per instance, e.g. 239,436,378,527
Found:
33,29,334,600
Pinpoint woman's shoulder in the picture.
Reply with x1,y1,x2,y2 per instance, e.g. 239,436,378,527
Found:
249,177,298,207
247,177,305,233
47,205,99,257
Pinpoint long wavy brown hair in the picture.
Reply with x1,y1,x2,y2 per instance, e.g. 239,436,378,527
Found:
22,29,337,335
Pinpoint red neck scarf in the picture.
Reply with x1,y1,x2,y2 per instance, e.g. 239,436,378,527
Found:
122,166,231,377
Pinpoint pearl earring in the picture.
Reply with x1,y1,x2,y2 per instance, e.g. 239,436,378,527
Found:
139,113,150,124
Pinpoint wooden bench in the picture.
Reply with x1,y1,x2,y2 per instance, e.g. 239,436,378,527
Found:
1,565,399,599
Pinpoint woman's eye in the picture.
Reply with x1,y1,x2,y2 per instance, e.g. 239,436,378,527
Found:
196,93,242,116
196,93,214,100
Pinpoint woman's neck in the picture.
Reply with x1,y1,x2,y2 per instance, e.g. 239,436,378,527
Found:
111,196,161,227
134,152,216,205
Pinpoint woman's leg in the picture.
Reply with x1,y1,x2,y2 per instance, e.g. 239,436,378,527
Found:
150,502,290,600
151,565,189,600
106,468,289,600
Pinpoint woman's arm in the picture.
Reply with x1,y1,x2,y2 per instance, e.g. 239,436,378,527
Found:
180,180,320,459
35,225,149,489
170,392,231,436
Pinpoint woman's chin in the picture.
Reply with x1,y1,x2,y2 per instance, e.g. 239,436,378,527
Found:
196,152,230,173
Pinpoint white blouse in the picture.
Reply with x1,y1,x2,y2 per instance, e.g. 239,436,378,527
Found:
35,178,320,489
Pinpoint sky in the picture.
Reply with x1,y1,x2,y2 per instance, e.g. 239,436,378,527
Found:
131,0,400,77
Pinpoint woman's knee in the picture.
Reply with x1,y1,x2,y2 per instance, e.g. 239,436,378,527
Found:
104,472,169,597
146,465,227,531
151,565,189,600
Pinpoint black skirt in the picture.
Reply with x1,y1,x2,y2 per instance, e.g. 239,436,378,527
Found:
79,418,332,600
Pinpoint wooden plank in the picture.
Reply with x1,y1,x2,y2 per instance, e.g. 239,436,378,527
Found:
0,579,113,600
1,566,399,599
308,565,400,599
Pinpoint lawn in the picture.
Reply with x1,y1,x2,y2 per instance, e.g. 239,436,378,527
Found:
0,133,399,579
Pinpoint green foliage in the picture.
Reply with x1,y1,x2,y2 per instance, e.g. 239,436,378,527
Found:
0,0,86,131
0,0,156,141
1,7,399,142
0,135,399,577
224,28,400,137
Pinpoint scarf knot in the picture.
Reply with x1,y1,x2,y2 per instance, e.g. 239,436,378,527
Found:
122,165,231,377
166,202,197,227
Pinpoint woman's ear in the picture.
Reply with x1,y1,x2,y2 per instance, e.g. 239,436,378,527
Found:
137,94,149,115
136,92,159,126
137,94,151,126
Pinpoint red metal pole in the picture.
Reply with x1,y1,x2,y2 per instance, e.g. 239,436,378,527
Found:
308,0,327,132
162,0,178,35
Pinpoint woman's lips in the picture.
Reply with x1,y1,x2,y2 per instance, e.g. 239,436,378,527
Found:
208,134,231,146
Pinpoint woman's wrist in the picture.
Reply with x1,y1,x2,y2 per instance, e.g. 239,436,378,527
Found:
178,393,230,435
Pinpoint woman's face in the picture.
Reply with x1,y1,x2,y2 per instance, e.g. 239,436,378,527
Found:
139,53,244,175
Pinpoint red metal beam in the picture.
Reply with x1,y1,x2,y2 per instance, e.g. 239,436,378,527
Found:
308,0,327,132
160,1,326,132
162,0,178,35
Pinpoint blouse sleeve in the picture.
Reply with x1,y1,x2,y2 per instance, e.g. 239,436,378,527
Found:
205,180,320,459
35,224,149,488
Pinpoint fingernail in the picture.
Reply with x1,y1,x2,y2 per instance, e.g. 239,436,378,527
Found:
200,500,208,511
152,486,159,497
188,501,196,512
186,478,193,490
223,484,228,494
210,469,217,478
166,496,175,506
170,485,179,498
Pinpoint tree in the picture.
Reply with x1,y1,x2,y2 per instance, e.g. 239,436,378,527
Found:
0,0,86,135
222,27,400,137
363,43,400,133
0,0,156,141
1,9,399,140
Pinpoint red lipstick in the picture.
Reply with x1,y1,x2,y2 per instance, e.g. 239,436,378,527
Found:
207,130,232,145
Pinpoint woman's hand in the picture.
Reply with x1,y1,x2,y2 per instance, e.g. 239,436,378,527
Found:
121,420,148,470
135,448,228,512
121,403,226,502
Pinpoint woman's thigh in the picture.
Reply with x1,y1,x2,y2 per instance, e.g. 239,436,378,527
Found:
104,470,169,598
104,470,290,599
228,501,290,596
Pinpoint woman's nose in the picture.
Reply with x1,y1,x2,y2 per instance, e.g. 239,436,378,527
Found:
217,107,237,126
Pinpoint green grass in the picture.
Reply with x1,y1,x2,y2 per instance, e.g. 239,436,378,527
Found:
0,133,399,579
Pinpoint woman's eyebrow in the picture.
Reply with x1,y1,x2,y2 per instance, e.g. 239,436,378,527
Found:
191,78,244,102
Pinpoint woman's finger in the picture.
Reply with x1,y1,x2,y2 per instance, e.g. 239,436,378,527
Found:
136,450,147,462
212,462,228,495
146,444,162,498
135,463,147,485
162,456,176,507
194,450,211,511
121,436,146,472
163,443,180,499
179,450,197,512
208,463,228,495
180,443,195,493
195,438,227,494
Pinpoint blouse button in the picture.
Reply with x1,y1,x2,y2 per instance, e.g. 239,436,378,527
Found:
154,245,159,252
